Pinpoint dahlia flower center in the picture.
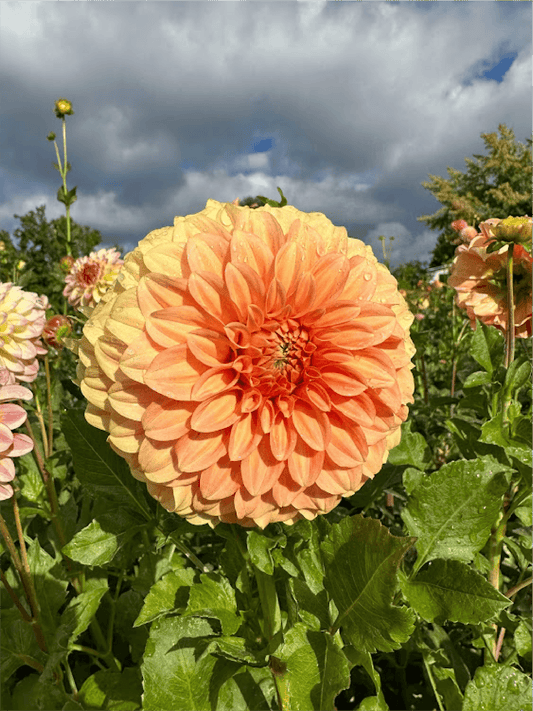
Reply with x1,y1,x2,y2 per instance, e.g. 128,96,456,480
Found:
245,319,314,397
78,262,102,287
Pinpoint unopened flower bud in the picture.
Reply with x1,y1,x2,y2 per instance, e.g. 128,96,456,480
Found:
492,216,532,247
414,313,425,321
47,132,56,142
451,219,468,233
60,255,75,273
54,98,74,118
16,260,26,270
43,315,72,349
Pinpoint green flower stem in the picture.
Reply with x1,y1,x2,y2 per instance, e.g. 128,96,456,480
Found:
44,355,54,457
106,574,123,651
487,500,508,662
506,576,532,598
504,244,515,368
6,499,49,653
254,567,282,642
165,530,211,573
0,568,31,621
423,654,445,711
32,391,49,460
61,118,72,254
63,657,79,699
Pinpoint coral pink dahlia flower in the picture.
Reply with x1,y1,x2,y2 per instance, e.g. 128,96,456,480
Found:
0,283,48,385
448,220,532,339
63,248,124,309
74,200,416,528
0,383,34,500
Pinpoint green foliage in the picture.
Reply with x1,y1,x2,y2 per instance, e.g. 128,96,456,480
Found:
418,124,533,266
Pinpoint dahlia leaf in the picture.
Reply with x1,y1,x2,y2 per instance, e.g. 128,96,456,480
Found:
401,456,511,573
185,573,242,636
61,409,153,519
134,568,196,627
386,423,431,470
207,635,269,667
26,538,68,641
0,611,46,685
289,578,331,631
462,664,532,711
62,519,141,567
78,669,143,711
56,579,109,646
470,322,493,374
399,559,511,624
141,616,218,711
246,529,277,575
321,515,416,654
274,622,351,711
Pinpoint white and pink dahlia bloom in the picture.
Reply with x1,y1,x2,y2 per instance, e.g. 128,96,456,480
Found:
74,200,416,528
0,384,34,500
0,283,48,385
63,248,124,309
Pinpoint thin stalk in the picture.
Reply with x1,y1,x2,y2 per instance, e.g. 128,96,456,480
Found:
165,530,210,572
0,568,31,621
423,654,445,711
106,574,123,651
33,392,49,460
44,355,54,457
504,244,515,368
63,658,79,700
506,576,532,598
62,117,72,254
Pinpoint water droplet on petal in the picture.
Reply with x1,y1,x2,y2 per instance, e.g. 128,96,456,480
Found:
363,273,372,281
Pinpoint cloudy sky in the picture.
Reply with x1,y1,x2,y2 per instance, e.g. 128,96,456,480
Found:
0,1,531,269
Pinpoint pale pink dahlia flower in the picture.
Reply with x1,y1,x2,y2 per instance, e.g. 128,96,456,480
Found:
0,384,34,500
0,283,48,385
63,248,124,309
74,200,416,528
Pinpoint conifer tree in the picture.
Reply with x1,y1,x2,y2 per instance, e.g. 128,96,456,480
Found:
418,124,532,267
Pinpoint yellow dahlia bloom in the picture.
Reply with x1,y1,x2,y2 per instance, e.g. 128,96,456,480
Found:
75,201,415,528
0,283,48,385
63,248,124,309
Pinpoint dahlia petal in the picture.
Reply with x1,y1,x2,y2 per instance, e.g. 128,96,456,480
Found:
138,273,189,311
344,349,397,388
0,456,16,482
187,329,233,368
265,279,286,317
297,381,331,412
330,391,376,427
320,366,367,396
0,385,33,402
233,488,266,520
9,433,34,457
311,252,350,305
0,483,14,500
119,331,163,384
316,465,362,495
0,403,27,430
224,262,266,320
229,228,277,281
191,366,240,402
143,242,187,278
108,419,143,454
311,302,361,329
107,381,150,421
138,438,175,474
0,423,14,453
190,390,241,433
142,399,195,441
241,443,284,496
326,413,366,467
259,399,275,433
341,257,378,301
271,467,303,507
188,271,238,323
269,414,297,461
144,344,207,400
94,337,125,381
312,324,375,350
290,272,317,317
287,438,324,487
228,411,262,461
291,400,330,451
175,430,227,472
186,235,227,280
274,241,305,299
200,459,240,500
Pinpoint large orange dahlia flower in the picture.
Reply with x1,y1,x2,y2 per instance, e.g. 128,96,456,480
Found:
74,200,415,528
448,221,532,339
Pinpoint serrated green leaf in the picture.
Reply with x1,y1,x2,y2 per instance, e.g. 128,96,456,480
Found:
185,573,241,636
134,568,195,627
515,620,532,659
141,616,217,711
321,515,416,654
401,457,510,572
78,668,143,710
400,559,511,624
10,672,71,711
59,581,108,647
387,425,431,470
26,538,69,640
290,577,332,631
207,635,268,667
402,467,426,496
463,664,532,711
274,622,351,711
0,612,46,684
504,357,531,394
61,409,152,519
63,519,139,566
209,663,276,711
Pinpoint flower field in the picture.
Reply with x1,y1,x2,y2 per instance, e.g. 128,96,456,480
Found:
0,101,531,711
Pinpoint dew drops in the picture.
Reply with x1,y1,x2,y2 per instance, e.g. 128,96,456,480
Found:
363,273,372,281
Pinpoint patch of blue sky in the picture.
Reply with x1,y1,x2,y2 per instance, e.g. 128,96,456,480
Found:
461,49,518,87
252,138,273,153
